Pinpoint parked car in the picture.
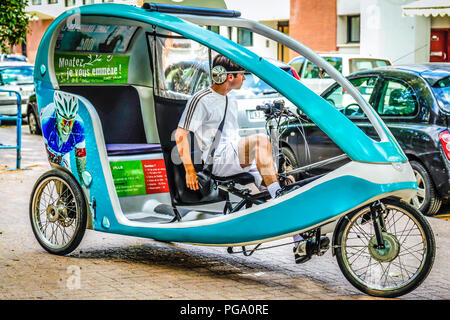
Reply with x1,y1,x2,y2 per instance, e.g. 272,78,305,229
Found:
288,53,391,94
0,54,29,63
0,63,35,117
26,93,40,135
280,63,450,216
229,58,300,136
163,57,300,136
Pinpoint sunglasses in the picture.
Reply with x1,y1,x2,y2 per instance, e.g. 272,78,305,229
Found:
58,118,74,129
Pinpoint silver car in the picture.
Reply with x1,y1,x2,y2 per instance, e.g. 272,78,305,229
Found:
0,54,29,63
0,63,35,116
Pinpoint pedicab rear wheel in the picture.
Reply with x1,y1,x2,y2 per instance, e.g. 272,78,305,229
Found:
30,169,87,255
334,198,435,298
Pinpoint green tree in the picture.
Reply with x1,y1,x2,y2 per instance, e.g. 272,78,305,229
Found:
0,0,30,54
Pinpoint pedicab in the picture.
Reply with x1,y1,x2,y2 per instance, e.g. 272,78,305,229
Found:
29,2,435,298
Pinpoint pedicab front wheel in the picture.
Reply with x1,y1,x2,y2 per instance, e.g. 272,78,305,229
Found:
334,198,435,298
29,169,87,255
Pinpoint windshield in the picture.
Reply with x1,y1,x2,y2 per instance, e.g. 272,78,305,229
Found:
0,66,34,85
288,56,305,74
432,76,450,111
4,56,27,62
301,57,343,79
349,58,390,73
228,73,279,99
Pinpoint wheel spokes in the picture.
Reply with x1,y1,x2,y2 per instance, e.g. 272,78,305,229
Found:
33,177,78,249
343,205,426,291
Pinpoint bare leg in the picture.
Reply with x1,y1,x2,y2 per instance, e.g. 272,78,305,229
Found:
237,133,278,187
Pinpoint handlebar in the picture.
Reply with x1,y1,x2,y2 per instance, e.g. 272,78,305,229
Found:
256,99,286,115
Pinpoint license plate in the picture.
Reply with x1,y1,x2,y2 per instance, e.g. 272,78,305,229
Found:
248,110,265,120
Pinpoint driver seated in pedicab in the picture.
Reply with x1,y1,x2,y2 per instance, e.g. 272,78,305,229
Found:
174,54,329,264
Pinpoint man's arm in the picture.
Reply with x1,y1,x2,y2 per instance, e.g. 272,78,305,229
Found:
175,126,198,191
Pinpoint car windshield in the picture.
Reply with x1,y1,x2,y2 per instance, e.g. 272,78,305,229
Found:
4,56,27,62
288,57,305,74
349,58,390,73
228,73,279,98
301,57,343,79
0,66,34,85
432,76,450,112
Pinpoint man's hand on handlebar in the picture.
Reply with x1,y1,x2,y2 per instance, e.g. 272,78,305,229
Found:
282,174,295,186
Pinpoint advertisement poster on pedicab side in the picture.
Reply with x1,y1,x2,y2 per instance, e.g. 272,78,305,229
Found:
110,159,170,197
54,52,130,84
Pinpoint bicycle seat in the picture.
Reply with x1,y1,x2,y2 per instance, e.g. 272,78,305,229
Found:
212,172,255,185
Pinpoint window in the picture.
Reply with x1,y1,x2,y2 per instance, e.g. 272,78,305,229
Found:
301,57,342,79
432,76,450,111
324,77,377,117
237,28,253,47
32,0,42,5
0,67,34,85
153,32,212,99
227,27,233,40
288,56,305,74
55,23,137,53
65,0,75,6
207,26,220,34
83,0,95,4
48,0,58,4
377,80,416,116
347,15,360,43
349,58,390,73
228,74,277,99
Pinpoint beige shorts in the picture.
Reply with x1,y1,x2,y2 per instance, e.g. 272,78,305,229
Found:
211,140,263,189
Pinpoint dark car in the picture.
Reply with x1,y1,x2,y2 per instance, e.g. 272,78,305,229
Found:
26,93,40,135
280,63,450,216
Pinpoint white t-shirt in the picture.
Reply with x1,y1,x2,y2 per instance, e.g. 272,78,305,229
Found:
178,87,240,163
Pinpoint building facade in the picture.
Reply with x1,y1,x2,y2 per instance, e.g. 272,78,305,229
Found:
224,0,290,62
289,0,450,64
13,0,450,64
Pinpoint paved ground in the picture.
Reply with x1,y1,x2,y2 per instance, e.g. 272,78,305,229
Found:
0,124,449,300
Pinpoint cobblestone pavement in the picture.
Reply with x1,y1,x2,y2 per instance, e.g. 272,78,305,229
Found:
0,124,449,300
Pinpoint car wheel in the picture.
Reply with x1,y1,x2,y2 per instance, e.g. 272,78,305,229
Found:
28,108,41,135
409,160,442,216
281,146,300,180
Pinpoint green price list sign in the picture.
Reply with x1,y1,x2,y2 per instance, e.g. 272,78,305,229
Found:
110,160,147,197
54,52,129,84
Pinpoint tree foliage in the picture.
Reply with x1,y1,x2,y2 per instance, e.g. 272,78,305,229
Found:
0,0,30,53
